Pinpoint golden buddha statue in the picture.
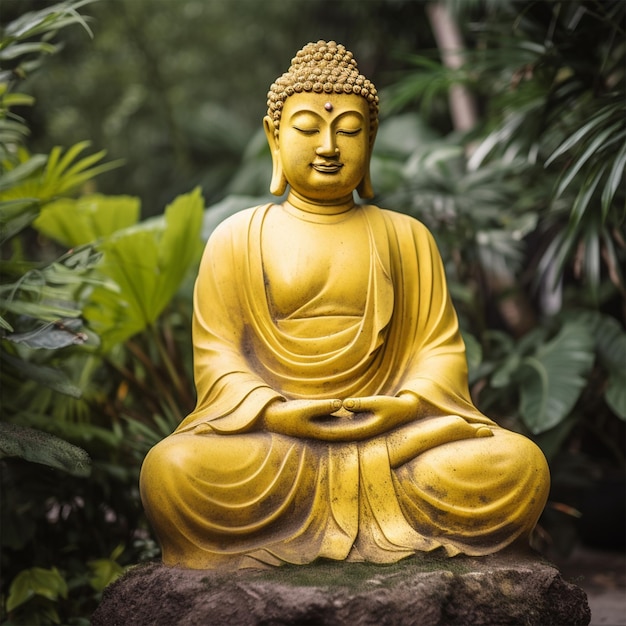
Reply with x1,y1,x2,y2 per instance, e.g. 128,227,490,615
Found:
140,41,550,570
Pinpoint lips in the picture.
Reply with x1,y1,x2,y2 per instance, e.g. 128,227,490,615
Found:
312,162,343,173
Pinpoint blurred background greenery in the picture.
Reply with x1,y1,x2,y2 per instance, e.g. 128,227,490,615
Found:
16,0,440,213
1,0,624,623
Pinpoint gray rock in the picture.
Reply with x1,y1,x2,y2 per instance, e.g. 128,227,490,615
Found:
92,547,590,625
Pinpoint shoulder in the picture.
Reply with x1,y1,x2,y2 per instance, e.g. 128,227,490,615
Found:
210,205,262,239
362,204,436,242
205,204,272,250
198,205,267,274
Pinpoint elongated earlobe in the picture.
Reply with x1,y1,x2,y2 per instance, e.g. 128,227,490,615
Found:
263,116,287,196
357,169,374,199
270,160,288,196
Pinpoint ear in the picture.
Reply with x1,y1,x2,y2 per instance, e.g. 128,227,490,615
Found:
263,116,287,196
357,119,378,200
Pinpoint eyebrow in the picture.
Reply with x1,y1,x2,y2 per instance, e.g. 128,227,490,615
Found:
288,109,365,124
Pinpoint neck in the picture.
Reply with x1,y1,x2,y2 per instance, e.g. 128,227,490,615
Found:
286,190,356,215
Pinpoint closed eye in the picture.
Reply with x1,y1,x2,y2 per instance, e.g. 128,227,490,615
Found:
337,128,362,136
293,126,319,135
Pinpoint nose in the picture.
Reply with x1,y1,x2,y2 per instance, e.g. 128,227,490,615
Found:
315,129,338,158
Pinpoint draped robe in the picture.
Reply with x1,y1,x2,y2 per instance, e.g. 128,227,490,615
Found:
140,203,549,569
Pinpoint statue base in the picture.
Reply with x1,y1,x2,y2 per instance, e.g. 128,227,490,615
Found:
91,546,590,625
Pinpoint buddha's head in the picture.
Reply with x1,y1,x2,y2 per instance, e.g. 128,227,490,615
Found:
264,41,379,201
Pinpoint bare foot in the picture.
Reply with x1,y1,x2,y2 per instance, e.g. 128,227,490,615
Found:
387,415,493,468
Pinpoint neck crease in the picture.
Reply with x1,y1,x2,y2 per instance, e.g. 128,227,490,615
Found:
286,191,355,216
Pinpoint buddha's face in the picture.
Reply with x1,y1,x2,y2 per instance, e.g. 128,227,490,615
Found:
274,92,371,202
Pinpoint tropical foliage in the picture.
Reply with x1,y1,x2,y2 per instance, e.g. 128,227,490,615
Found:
1,3,202,623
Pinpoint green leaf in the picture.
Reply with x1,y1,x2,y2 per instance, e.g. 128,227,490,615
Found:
0,41,57,61
566,162,606,233
110,543,125,561
1,296,82,323
85,188,204,351
0,154,47,193
38,142,122,200
545,106,616,167
0,314,13,331
4,317,88,349
0,200,39,243
85,230,159,345
0,422,91,476
158,187,205,303
606,372,626,420
0,119,30,149
554,122,622,199
0,143,120,206
1,92,36,108
601,141,626,220
34,194,141,247
491,353,522,388
18,409,123,449
583,226,602,298
568,310,626,419
6,567,68,612
517,322,595,434
0,351,83,397
1,246,104,326
87,557,125,592
3,0,95,45
593,314,626,372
